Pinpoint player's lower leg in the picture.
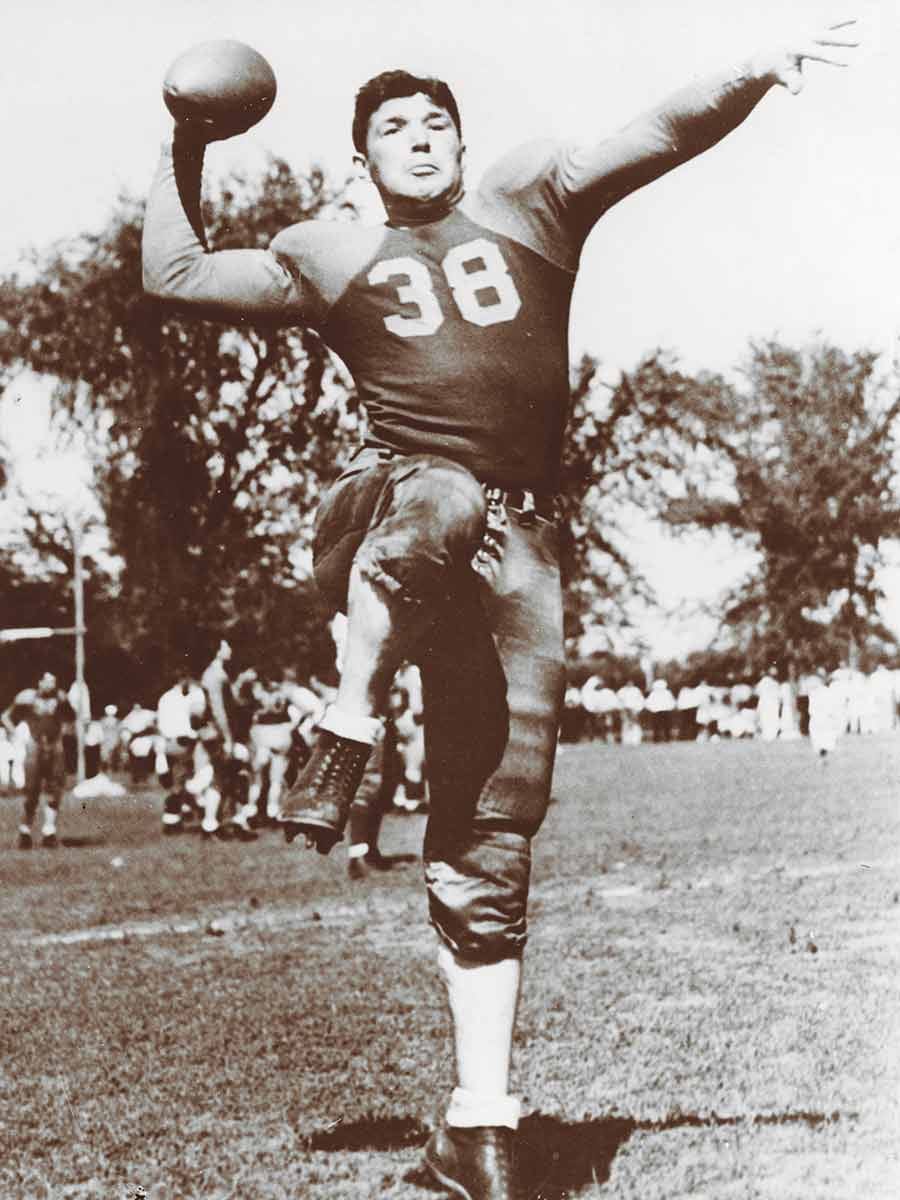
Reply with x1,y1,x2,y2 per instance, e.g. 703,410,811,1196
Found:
426,944,524,1198
265,753,289,821
236,770,263,828
199,787,222,838
282,564,431,852
41,798,60,848
439,943,522,1112
18,790,39,848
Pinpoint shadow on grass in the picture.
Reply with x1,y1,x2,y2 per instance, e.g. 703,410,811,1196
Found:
305,1108,848,1197
59,835,109,848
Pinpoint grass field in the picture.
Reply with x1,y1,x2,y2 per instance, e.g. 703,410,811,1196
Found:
2,735,898,1199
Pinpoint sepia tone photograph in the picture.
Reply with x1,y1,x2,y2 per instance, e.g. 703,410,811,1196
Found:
0,1,897,1197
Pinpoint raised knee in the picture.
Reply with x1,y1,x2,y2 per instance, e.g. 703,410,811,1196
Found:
425,826,531,965
396,459,486,541
354,463,487,603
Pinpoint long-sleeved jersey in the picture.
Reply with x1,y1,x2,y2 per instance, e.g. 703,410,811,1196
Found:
5,689,74,744
143,65,772,491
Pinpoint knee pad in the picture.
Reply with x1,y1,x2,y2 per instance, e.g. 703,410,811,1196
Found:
425,824,532,964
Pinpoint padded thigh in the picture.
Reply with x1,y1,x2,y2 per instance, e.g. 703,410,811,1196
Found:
420,511,565,833
420,512,564,960
424,825,532,963
312,450,487,610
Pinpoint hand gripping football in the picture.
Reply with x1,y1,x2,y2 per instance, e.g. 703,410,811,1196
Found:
163,40,277,139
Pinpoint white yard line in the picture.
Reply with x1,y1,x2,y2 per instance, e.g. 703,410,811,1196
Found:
28,895,419,947
24,854,899,949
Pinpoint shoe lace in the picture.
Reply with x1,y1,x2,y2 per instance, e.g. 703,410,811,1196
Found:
310,736,369,793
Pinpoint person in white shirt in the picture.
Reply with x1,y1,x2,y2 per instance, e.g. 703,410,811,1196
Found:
865,665,898,735
645,680,676,743
755,671,781,742
807,672,843,759
580,676,622,743
157,676,206,834
675,684,700,742
617,682,645,746
120,702,157,781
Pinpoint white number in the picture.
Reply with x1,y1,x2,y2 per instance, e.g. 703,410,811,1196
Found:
367,256,443,338
369,239,522,338
442,238,522,327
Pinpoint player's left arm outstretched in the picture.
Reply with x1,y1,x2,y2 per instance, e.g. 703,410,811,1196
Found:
529,19,860,244
595,19,858,202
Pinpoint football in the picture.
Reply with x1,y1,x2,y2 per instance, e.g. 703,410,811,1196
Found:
163,40,277,138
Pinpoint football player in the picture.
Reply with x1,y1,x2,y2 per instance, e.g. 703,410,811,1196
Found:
156,672,206,834
2,672,74,849
199,640,259,840
144,21,858,1197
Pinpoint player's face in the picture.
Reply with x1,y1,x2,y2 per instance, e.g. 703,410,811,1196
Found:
359,92,463,207
38,672,56,695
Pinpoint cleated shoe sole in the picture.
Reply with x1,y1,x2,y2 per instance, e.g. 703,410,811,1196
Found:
279,730,372,854
282,816,342,854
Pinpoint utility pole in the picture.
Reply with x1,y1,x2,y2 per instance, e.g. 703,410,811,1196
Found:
71,519,87,784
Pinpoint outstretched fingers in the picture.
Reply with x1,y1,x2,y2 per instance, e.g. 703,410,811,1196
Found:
808,16,860,57
774,18,861,93
797,50,851,68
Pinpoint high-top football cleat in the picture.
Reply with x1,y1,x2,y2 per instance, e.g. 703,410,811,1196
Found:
280,731,372,854
424,1125,524,1200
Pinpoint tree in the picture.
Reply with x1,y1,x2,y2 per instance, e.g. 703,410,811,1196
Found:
558,352,712,653
644,340,900,675
0,159,360,696
9,157,826,699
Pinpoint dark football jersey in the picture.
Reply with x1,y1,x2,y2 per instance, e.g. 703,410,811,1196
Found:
271,193,575,488
10,689,72,742
144,65,770,489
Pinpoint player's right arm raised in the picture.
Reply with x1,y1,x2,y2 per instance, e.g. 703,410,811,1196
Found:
142,127,308,322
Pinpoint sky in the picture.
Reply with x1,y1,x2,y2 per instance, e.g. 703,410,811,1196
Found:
2,0,899,657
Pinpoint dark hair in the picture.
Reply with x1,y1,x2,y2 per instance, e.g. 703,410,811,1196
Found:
352,70,461,155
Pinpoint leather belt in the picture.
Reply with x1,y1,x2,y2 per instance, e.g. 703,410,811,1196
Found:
359,444,558,521
482,484,558,522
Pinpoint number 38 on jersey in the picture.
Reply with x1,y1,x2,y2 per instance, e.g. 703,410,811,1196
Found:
367,237,522,338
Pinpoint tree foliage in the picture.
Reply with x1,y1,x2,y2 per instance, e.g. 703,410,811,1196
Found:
0,158,703,693
644,340,900,674
0,159,360,695
3,154,895,702
558,351,727,650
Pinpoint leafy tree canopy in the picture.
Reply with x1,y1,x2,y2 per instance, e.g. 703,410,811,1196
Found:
642,340,900,675
0,160,360,697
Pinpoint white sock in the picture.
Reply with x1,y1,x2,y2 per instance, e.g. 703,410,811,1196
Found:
347,842,369,859
318,707,382,746
446,1087,520,1130
41,809,58,837
18,823,31,836
200,789,221,834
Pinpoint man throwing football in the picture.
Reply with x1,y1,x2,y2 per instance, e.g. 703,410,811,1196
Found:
143,21,857,1197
